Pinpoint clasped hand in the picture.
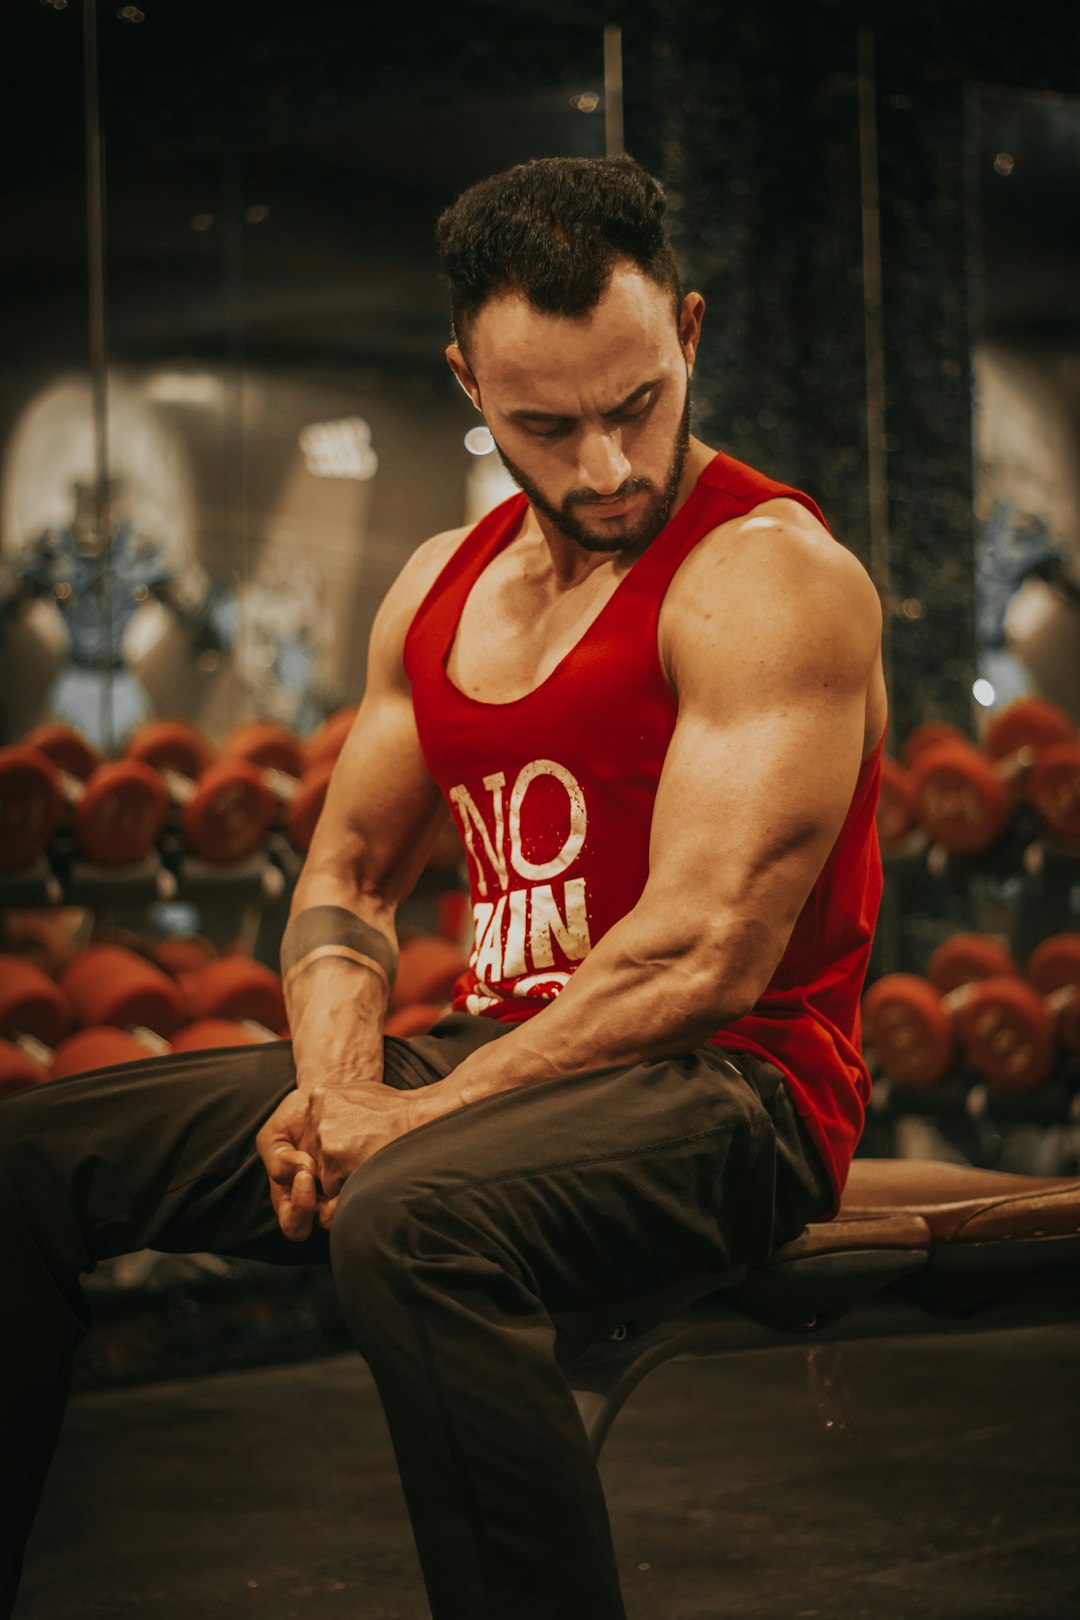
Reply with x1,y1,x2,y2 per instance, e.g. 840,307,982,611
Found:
255,1081,431,1242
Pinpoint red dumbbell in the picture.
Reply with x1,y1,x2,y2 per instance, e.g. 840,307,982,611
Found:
221,721,304,788
0,1038,51,1095
0,952,165,1087
390,935,470,1013
0,954,71,1044
861,933,1018,1088
909,741,1015,856
59,945,188,1039
23,722,99,783
283,708,361,853
0,954,72,1093
219,721,335,854
900,721,967,769
1029,935,1080,1056
877,756,921,851
126,718,216,779
221,721,354,857
172,1018,279,1052
0,746,64,870
927,932,1020,993
384,1003,445,1038
177,955,287,1032
151,935,218,977
1027,742,1080,844
0,1024,156,1087
50,1026,166,1080
910,699,1077,856
126,720,276,863
75,762,171,865
982,698,1077,798
0,912,79,978
961,935,1080,1093
883,720,971,852
20,724,170,867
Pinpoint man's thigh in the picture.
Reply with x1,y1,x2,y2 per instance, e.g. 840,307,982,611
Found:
334,1037,834,1323
0,1025,484,1274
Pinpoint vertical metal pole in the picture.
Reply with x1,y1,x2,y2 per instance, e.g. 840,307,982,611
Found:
224,151,250,716
858,28,903,974
857,27,894,696
83,0,114,755
603,25,624,159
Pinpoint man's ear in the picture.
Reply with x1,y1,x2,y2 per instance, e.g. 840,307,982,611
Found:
446,343,483,412
678,292,706,375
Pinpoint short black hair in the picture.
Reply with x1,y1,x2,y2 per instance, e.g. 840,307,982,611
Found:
435,154,682,355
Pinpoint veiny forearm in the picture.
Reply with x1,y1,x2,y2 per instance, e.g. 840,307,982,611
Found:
419,907,760,1120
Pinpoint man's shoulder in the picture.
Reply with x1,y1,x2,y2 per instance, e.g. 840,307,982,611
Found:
402,522,475,600
661,496,881,681
381,523,474,627
672,495,875,615
369,523,474,677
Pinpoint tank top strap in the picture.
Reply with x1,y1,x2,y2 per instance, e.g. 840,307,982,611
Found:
606,449,831,609
404,492,528,674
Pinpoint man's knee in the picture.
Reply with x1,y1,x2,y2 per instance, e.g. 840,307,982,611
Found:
329,1146,418,1271
329,1137,535,1297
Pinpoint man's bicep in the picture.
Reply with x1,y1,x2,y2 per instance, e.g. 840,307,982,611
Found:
643,648,871,1004
300,542,460,900
307,683,447,892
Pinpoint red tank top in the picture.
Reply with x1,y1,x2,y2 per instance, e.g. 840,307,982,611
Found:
403,450,883,1216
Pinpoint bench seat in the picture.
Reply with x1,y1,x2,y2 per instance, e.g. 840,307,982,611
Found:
551,1159,1080,1459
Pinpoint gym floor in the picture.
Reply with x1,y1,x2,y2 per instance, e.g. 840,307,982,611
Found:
15,1323,1080,1620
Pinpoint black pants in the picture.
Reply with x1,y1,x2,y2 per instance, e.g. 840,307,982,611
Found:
0,1013,834,1620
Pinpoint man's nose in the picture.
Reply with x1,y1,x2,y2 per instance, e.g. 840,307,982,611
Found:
576,430,632,497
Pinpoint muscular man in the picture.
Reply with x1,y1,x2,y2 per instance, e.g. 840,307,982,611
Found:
1,156,885,1620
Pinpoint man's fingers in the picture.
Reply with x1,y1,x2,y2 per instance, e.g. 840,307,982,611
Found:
265,1146,320,1241
272,1176,316,1243
291,1166,317,1213
318,1163,346,1199
317,1194,339,1229
279,1201,315,1243
266,1144,317,1188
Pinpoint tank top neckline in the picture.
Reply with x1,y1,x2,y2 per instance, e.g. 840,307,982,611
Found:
439,463,719,712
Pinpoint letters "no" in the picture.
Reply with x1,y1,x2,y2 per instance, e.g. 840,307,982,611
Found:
449,758,587,896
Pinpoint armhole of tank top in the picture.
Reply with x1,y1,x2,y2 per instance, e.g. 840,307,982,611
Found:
700,454,830,534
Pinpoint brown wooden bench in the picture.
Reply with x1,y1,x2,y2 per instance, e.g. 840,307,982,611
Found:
551,1160,1080,1459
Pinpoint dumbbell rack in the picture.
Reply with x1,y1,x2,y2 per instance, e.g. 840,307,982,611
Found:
0,825,290,965
864,816,1080,1176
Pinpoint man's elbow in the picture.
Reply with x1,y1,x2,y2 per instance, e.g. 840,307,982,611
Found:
687,923,785,1028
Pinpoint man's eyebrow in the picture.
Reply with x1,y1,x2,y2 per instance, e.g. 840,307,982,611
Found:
507,378,660,424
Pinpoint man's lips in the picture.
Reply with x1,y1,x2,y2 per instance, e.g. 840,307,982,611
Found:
575,490,646,517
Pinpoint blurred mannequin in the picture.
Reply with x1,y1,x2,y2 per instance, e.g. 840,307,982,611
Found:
1006,561,1080,724
1,477,232,750
975,500,1079,720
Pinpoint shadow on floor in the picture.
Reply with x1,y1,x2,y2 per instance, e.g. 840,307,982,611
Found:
17,1325,1080,1620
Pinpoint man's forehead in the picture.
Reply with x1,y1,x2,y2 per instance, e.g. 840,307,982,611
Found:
471,291,677,410
468,266,676,374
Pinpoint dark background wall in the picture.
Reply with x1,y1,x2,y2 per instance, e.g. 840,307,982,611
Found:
619,0,1080,744
1,0,1079,749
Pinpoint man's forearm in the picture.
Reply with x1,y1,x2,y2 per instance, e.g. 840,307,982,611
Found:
284,863,399,1090
417,909,757,1122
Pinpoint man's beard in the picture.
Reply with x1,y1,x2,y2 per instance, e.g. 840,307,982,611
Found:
491,385,692,555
